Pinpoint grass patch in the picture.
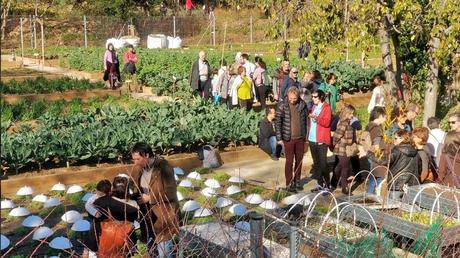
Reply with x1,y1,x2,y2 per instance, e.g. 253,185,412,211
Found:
190,179,204,189
314,204,332,215
272,190,291,202
229,192,246,202
27,201,43,211
84,182,97,192
249,185,265,194
195,195,217,207
195,167,211,174
39,205,65,217
131,241,148,258
213,171,230,183
65,192,85,205
254,206,266,214
49,190,65,197
1,212,20,224
12,195,32,204
190,216,215,224
177,186,193,196
355,106,369,129
12,226,30,237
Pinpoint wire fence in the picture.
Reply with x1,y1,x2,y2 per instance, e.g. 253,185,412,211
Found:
1,11,296,52
2,169,460,257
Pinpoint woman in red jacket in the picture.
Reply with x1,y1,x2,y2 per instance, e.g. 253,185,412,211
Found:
308,89,332,192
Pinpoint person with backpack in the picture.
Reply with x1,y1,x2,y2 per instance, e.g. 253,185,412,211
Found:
413,127,437,183
253,59,267,109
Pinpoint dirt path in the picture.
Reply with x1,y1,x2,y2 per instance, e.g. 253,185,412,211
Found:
1,55,99,82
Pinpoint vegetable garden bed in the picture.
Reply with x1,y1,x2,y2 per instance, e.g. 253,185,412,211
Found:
2,89,121,104
406,184,460,217
340,195,460,247
0,76,105,95
1,100,262,174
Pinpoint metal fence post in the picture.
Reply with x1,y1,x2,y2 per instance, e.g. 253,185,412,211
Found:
29,15,33,48
212,12,216,46
289,224,299,258
20,17,24,64
33,15,37,49
83,15,87,48
40,19,44,67
173,16,176,38
249,212,264,258
250,16,253,44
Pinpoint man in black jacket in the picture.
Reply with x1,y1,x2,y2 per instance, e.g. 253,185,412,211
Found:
189,50,212,100
259,107,283,160
280,67,300,101
275,87,309,192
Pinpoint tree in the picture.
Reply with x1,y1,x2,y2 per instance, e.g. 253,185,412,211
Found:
260,0,459,122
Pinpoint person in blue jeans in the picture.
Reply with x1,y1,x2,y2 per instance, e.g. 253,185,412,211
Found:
365,107,388,194
258,107,283,160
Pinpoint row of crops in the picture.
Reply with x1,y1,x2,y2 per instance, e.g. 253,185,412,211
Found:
0,99,263,173
0,76,104,94
1,48,383,96
67,47,383,95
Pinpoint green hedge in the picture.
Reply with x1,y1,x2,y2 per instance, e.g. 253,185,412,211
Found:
66,47,383,95
1,100,263,173
0,76,104,94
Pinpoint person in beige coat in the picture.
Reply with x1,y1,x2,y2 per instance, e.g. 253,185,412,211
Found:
129,142,179,257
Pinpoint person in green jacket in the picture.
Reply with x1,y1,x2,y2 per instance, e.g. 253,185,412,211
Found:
319,73,339,113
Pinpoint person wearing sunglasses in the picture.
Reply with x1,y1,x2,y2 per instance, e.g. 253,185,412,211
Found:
308,89,333,193
280,67,301,101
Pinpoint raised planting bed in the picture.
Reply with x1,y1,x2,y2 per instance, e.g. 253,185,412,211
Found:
406,183,460,217
263,211,389,258
340,194,460,247
2,89,121,104
0,76,105,95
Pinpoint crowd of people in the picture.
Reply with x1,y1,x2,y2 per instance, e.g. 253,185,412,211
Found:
248,56,460,194
82,142,179,258
84,49,459,257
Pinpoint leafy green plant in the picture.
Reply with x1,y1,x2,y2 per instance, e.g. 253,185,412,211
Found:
66,47,383,96
213,171,230,183
1,100,263,173
249,185,265,194
0,76,104,94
